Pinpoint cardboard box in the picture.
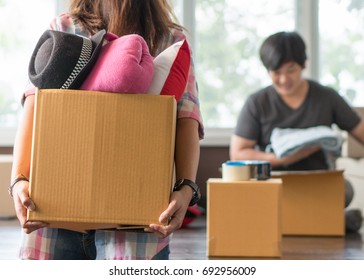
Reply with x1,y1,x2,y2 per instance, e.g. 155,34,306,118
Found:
28,89,176,232
207,178,282,258
0,155,16,218
271,170,345,236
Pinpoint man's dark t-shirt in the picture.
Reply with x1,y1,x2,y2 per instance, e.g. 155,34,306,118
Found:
234,80,360,170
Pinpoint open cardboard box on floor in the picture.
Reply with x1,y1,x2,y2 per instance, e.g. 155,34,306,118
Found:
271,170,345,236
28,89,176,232
207,178,282,258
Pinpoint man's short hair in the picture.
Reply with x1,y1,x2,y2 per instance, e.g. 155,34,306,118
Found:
259,31,307,71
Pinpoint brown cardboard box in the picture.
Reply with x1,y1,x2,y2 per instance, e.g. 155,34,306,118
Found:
271,170,345,236
28,89,176,232
207,178,282,258
0,155,16,218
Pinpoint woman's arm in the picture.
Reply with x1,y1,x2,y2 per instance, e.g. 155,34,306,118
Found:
11,95,48,233
146,118,200,238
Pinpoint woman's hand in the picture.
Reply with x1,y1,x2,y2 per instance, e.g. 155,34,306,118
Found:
145,187,191,238
12,180,48,234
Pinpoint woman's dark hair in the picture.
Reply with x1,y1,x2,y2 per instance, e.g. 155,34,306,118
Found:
69,0,182,56
259,31,307,71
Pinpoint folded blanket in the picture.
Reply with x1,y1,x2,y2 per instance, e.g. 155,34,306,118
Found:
270,126,343,158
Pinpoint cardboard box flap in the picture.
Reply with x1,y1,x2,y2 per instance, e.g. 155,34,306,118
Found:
29,89,176,230
271,169,344,177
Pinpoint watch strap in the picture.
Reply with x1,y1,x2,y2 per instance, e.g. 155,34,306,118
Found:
173,179,201,206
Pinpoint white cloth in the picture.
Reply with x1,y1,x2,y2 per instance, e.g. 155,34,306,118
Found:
270,126,343,158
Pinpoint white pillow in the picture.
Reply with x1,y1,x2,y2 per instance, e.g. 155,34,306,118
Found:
147,40,190,101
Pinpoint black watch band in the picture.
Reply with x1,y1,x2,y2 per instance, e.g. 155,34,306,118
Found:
173,179,201,206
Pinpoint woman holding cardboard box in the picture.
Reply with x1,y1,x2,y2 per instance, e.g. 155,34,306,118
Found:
10,0,204,260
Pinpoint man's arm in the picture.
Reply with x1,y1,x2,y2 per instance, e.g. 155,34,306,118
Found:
230,134,320,168
349,120,364,145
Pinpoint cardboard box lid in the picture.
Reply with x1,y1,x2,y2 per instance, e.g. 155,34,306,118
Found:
271,169,344,177
207,178,282,184
28,89,176,231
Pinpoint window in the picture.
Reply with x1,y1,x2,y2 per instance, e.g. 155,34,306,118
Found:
175,0,364,146
195,0,295,128
319,0,364,106
0,0,58,145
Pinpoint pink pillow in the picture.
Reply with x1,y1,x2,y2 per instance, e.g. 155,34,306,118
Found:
147,40,190,101
81,33,154,94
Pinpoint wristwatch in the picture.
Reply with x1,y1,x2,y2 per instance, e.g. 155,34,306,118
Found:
173,179,201,206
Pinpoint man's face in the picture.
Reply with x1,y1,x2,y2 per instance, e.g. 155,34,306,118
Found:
268,61,305,96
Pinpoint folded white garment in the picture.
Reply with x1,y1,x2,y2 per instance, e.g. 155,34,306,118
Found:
270,126,343,158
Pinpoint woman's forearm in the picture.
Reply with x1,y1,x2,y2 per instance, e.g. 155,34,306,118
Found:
11,95,35,181
174,118,200,200
174,118,200,180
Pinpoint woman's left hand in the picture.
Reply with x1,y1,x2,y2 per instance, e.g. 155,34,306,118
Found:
146,118,200,238
145,189,191,238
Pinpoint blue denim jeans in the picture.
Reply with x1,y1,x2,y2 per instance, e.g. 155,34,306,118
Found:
53,229,96,260
151,244,170,260
53,229,170,260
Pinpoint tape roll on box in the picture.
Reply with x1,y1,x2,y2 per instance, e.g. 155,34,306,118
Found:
245,160,271,180
222,160,271,181
222,161,250,181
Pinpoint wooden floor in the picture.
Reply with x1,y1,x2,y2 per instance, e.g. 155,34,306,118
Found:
1,215,364,260
171,215,364,260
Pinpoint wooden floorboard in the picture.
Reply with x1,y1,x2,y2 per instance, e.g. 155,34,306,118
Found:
1,215,364,260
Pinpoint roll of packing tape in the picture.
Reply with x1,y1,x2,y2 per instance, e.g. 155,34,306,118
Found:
222,160,271,181
222,161,250,181
244,160,271,180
